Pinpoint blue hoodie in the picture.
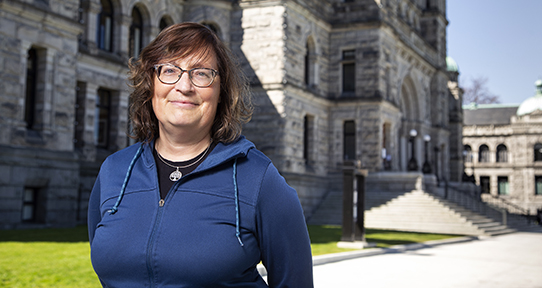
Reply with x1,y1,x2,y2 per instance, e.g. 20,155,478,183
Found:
88,137,314,287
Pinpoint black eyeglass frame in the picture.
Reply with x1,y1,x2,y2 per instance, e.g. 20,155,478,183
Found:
153,63,219,87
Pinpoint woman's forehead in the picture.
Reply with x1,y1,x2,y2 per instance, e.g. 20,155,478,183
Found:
162,50,218,69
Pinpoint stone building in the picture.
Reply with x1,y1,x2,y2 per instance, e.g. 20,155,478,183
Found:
462,80,542,215
0,0,462,229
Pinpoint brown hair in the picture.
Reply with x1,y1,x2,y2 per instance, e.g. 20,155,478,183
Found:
128,22,252,143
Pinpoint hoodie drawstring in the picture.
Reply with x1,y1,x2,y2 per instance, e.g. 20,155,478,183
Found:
110,144,144,214
109,143,244,247
233,158,244,246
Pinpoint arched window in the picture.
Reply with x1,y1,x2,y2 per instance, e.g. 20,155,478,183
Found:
97,0,113,51
535,143,542,162
159,16,172,31
129,7,143,59
304,37,316,87
463,145,472,163
479,144,490,163
201,22,220,38
496,144,508,163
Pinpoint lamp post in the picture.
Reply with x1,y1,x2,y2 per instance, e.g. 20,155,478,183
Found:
422,134,432,174
407,129,418,171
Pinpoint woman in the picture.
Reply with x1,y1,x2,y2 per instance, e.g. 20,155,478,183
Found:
88,22,313,287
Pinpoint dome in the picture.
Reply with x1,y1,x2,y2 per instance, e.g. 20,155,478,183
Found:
446,57,459,73
517,80,542,116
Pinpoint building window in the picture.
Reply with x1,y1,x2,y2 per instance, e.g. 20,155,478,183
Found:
97,0,113,51
342,50,356,93
159,16,172,31
22,188,38,222
463,145,472,163
498,176,509,195
479,144,490,163
74,82,86,148
202,22,219,35
129,7,143,59
480,176,490,194
304,37,316,87
25,48,38,130
343,120,356,160
95,88,111,148
536,176,542,195
496,144,508,163
534,143,542,162
304,115,315,162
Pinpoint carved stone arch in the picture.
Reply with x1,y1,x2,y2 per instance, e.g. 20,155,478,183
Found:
158,14,174,31
201,21,222,38
127,3,151,58
400,75,420,122
304,35,317,87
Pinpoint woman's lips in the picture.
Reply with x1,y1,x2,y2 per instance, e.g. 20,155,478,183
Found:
170,100,199,107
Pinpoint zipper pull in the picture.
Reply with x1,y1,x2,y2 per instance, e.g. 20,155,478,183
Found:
159,199,165,207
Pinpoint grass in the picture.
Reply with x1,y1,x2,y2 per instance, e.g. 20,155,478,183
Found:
0,226,100,288
0,225,460,287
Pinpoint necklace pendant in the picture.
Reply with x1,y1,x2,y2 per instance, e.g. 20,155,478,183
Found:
169,169,182,181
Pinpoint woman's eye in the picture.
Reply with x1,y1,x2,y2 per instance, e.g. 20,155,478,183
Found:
194,70,211,78
163,68,177,75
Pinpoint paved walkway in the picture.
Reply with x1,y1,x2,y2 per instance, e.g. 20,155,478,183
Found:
313,231,542,288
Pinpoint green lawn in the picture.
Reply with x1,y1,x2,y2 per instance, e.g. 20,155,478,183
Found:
0,225,460,287
0,226,100,288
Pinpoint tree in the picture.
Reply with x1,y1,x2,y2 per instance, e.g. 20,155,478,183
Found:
462,76,500,105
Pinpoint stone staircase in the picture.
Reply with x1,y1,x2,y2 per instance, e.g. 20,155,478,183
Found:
363,190,515,236
307,188,520,237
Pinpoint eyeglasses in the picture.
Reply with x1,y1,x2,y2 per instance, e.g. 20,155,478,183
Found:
154,63,219,87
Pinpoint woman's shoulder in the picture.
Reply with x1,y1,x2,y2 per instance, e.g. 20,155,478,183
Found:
101,142,146,167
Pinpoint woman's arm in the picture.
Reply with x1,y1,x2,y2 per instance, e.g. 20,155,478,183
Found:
256,163,314,288
87,174,102,245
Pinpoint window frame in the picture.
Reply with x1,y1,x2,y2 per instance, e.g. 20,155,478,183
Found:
343,120,356,161
129,7,144,59
497,176,509,195
478,144,490,163
95,88,111,148
496,144,508,163
97,0,114,51
341,50,356,94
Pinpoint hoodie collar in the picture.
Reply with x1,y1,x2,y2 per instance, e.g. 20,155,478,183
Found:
141,135,255,174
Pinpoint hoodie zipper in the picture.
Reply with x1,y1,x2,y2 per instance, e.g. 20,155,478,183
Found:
146,198,166,287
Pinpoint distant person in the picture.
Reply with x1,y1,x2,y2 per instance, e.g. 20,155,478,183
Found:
88,22,313,287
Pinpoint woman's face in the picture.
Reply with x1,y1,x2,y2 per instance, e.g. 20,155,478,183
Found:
152,51,220,139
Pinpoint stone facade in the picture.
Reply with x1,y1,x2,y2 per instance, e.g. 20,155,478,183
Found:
463,84,542,214
0,0,462,229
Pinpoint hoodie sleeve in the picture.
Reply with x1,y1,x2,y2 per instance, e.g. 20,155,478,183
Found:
88,172,102,245
256,163,314,288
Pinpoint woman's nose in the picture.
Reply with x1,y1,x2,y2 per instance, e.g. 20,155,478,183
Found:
175,71,194,93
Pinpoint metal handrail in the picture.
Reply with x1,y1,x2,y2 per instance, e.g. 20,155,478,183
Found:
482,194,531,216
444,182,537,226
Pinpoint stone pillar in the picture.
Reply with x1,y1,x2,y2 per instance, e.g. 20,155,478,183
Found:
338,161,370,249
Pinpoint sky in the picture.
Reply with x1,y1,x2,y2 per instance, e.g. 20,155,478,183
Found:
447,1,542,105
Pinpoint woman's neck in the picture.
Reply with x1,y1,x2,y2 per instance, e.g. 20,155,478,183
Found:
155,132,212,162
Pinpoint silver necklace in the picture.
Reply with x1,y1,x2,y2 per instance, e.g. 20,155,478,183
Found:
156,139,213,181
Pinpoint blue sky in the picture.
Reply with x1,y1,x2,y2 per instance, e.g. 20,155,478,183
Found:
447,1,542,104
